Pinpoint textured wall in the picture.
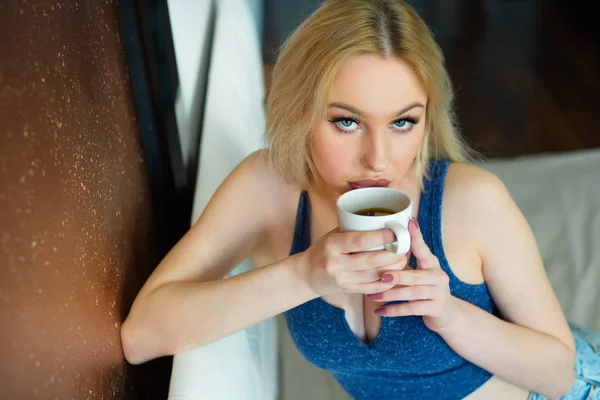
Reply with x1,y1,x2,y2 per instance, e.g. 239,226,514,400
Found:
0,1,167,398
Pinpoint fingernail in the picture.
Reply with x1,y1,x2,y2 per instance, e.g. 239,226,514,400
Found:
381,274,393,283
367,293,383,300
374,308,387,315
411,217,420,231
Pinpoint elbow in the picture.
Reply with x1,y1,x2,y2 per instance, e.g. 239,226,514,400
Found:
556,369,575,400
553,345,576,399
120,317,171,365
544,339,576,400
120,319,146,365
545,364,575,400
120,289,174,365
120,315,183,365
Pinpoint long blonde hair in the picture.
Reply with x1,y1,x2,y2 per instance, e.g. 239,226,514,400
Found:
265,0,476,187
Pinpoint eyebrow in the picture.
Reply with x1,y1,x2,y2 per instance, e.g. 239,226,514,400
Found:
327,101,424,118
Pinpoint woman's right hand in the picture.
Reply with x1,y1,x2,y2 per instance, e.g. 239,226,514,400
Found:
301,227,409,296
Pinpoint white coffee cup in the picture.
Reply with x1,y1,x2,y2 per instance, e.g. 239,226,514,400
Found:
336,187,412,254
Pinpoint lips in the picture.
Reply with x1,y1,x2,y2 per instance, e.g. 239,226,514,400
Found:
348,179,391,189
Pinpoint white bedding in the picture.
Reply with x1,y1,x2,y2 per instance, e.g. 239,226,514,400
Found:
279,148,600,400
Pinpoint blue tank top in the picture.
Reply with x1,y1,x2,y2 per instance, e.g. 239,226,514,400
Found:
284,160,497,400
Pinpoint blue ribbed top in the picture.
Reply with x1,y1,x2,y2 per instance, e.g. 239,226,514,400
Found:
284,160,496,400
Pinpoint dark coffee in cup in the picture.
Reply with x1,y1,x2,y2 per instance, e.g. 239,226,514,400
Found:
337,187,412,254
353,207,396,217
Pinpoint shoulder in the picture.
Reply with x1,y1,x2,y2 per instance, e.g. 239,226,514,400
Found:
234,149,277,180
443,161,510,207
442,161,523,255
235,149,303,258
233,148,302,213
235,149,299,192
442,161,515,221
199,148,301,235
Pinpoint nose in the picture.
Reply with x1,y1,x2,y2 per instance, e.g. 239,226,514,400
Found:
361,132,388,172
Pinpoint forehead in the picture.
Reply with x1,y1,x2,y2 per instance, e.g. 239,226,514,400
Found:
327,54,427,116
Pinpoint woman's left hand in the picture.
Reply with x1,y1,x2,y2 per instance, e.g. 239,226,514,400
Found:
368,217,459,332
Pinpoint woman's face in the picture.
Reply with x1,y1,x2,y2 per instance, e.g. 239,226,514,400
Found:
310,54,427,196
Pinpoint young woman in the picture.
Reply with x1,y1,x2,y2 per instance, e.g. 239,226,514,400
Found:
121,1,600,398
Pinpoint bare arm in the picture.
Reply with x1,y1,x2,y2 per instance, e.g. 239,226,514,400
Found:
437,165,575,399
123,253,317,364
121,150,406,365
120,151,315,364
440,298,573,399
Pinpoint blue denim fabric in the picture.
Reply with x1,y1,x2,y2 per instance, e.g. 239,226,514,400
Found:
528,323,600,399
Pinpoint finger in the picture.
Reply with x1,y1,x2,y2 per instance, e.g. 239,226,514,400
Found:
408,218,439,269
337,259,404,285
374,300,437,317
336,268,381,286
335,229,397,254
374,258,410,272
341,250,407,272
380,269,449,286
344,280,396,295
367,285,440,302
326,251,405,275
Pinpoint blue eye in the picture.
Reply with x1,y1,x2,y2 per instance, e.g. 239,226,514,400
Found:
394,120,408,129
392,117,419,133
329,117,360,133
328,116,420,134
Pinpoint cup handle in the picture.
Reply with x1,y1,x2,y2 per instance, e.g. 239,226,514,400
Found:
383,220,411,254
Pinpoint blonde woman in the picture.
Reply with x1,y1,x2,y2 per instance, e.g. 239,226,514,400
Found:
121,1,600,398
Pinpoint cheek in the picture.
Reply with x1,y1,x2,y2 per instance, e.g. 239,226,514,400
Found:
390,131,425,166
311,130,354,178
